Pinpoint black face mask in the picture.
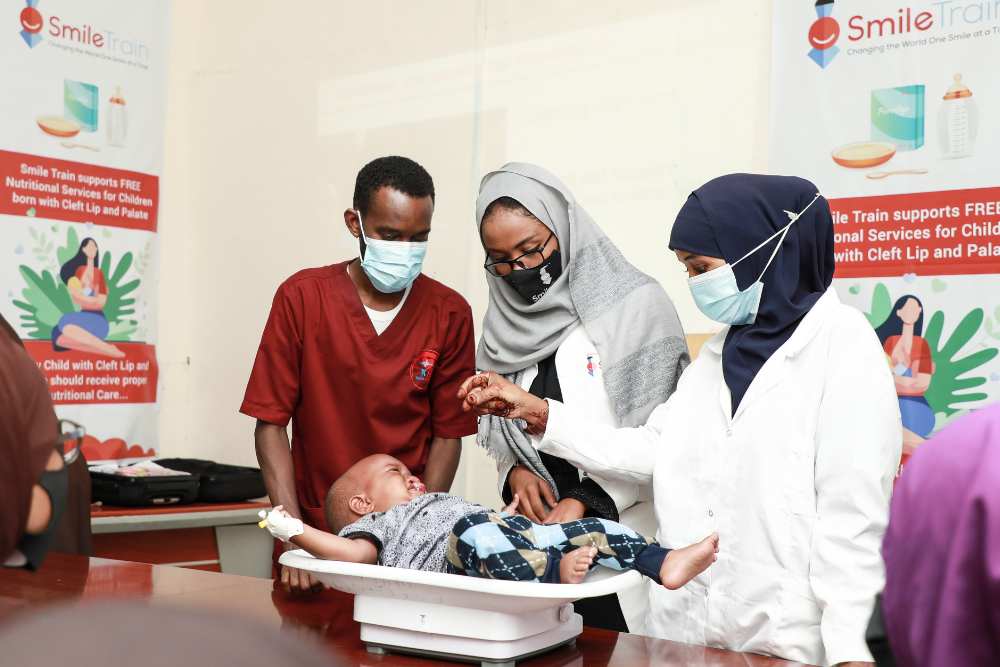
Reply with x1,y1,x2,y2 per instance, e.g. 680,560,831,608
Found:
17,465,69,571
501,248,563,304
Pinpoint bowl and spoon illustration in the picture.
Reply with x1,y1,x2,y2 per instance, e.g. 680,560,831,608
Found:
36,116,101,151
36,115,81,137
830,141,927,179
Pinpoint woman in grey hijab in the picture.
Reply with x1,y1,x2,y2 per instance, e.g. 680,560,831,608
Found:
467,163,689,633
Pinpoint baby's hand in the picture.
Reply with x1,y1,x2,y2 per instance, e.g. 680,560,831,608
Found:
259,506,305,542
500,494,520,518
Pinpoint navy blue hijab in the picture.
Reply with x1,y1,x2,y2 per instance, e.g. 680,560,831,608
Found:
669,174,835,412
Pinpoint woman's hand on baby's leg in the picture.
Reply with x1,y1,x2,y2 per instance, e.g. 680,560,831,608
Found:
559,546,597,584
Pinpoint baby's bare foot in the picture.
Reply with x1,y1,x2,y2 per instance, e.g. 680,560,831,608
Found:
659,532,719,590
559,546,597,584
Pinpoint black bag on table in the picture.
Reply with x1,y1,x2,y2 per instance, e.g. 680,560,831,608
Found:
154,458,267,504
90,470,199,507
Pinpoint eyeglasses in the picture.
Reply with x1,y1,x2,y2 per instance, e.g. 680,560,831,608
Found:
483,231,556,277
57,419,85,465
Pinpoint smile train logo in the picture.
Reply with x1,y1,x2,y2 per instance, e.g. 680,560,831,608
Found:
807,0,840,68
19,0,43,48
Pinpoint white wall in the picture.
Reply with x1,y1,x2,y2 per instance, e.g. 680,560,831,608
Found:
159,0,772,510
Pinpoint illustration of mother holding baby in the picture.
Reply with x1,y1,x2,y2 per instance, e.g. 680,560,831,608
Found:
876,295,936,453
51,238,125,359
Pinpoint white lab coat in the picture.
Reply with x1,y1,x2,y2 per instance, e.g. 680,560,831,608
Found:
496,323,657,634
535,287,902,666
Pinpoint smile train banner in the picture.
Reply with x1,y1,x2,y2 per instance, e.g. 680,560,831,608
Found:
771,0,1000,472
1,0,171,462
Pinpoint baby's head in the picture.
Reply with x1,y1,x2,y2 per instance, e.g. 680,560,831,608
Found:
325,454,426,533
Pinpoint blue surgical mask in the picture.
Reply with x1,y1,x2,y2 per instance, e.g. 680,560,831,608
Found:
357,212,428,293
688,193,820,326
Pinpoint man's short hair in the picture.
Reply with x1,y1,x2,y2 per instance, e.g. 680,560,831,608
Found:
353,156,435,218
325,469,363,534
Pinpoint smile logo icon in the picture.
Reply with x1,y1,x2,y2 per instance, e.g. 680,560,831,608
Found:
19,0,43,48
807,0,839,68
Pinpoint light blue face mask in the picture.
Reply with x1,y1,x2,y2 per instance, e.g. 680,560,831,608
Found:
688,193,820,326
357,211,428,293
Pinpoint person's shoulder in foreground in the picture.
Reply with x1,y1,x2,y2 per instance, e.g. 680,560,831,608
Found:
881,403,1000,667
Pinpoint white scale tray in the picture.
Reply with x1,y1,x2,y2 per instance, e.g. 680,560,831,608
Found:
280,550,643,667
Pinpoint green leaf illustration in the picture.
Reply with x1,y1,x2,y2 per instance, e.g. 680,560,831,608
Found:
106,319,138,342
15,267,75,339
56,226,79,266
924,308,999,416
864,283,892,328
101,251,139,325
14,226,142,342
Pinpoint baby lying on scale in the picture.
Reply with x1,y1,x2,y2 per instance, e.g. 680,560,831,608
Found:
261,454,719,586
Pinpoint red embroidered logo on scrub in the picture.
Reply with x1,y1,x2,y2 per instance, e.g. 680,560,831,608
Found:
410,349,439,389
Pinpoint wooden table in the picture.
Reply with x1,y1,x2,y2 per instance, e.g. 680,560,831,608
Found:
90,501,273,576
1,553,804,667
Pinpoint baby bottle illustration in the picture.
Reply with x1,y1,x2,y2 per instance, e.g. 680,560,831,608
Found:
106,86,128,147
937,74,977,159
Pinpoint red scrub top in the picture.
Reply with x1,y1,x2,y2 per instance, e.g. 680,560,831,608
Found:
240,261,477,533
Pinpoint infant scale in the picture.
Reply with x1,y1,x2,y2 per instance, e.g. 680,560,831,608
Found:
280,550,643,667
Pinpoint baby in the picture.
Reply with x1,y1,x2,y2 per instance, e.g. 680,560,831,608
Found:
261,454,719,587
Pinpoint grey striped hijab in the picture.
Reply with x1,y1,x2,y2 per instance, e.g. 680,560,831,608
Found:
475,163,689,492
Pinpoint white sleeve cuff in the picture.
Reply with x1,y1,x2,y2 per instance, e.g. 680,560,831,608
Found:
822,624,875,666
533,399,566,453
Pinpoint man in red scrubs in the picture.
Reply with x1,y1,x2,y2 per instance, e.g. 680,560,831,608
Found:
241,157,477,593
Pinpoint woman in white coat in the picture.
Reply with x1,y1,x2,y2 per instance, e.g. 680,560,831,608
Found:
470,163,690,633
459,174,902,667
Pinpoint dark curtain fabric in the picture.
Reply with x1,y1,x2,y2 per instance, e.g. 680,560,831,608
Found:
669,174,835,412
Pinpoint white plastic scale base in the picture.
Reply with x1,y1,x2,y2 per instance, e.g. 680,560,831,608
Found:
280,550,643,667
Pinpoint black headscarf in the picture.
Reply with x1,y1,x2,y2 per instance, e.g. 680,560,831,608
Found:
669,174,835,412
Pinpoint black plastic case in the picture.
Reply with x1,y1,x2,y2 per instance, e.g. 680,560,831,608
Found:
154,458,267,503
90,471,199,507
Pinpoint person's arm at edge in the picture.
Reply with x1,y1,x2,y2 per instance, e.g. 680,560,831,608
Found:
812,313,902,667
423,437,461,492
243,281,324,595
255,420,328,594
